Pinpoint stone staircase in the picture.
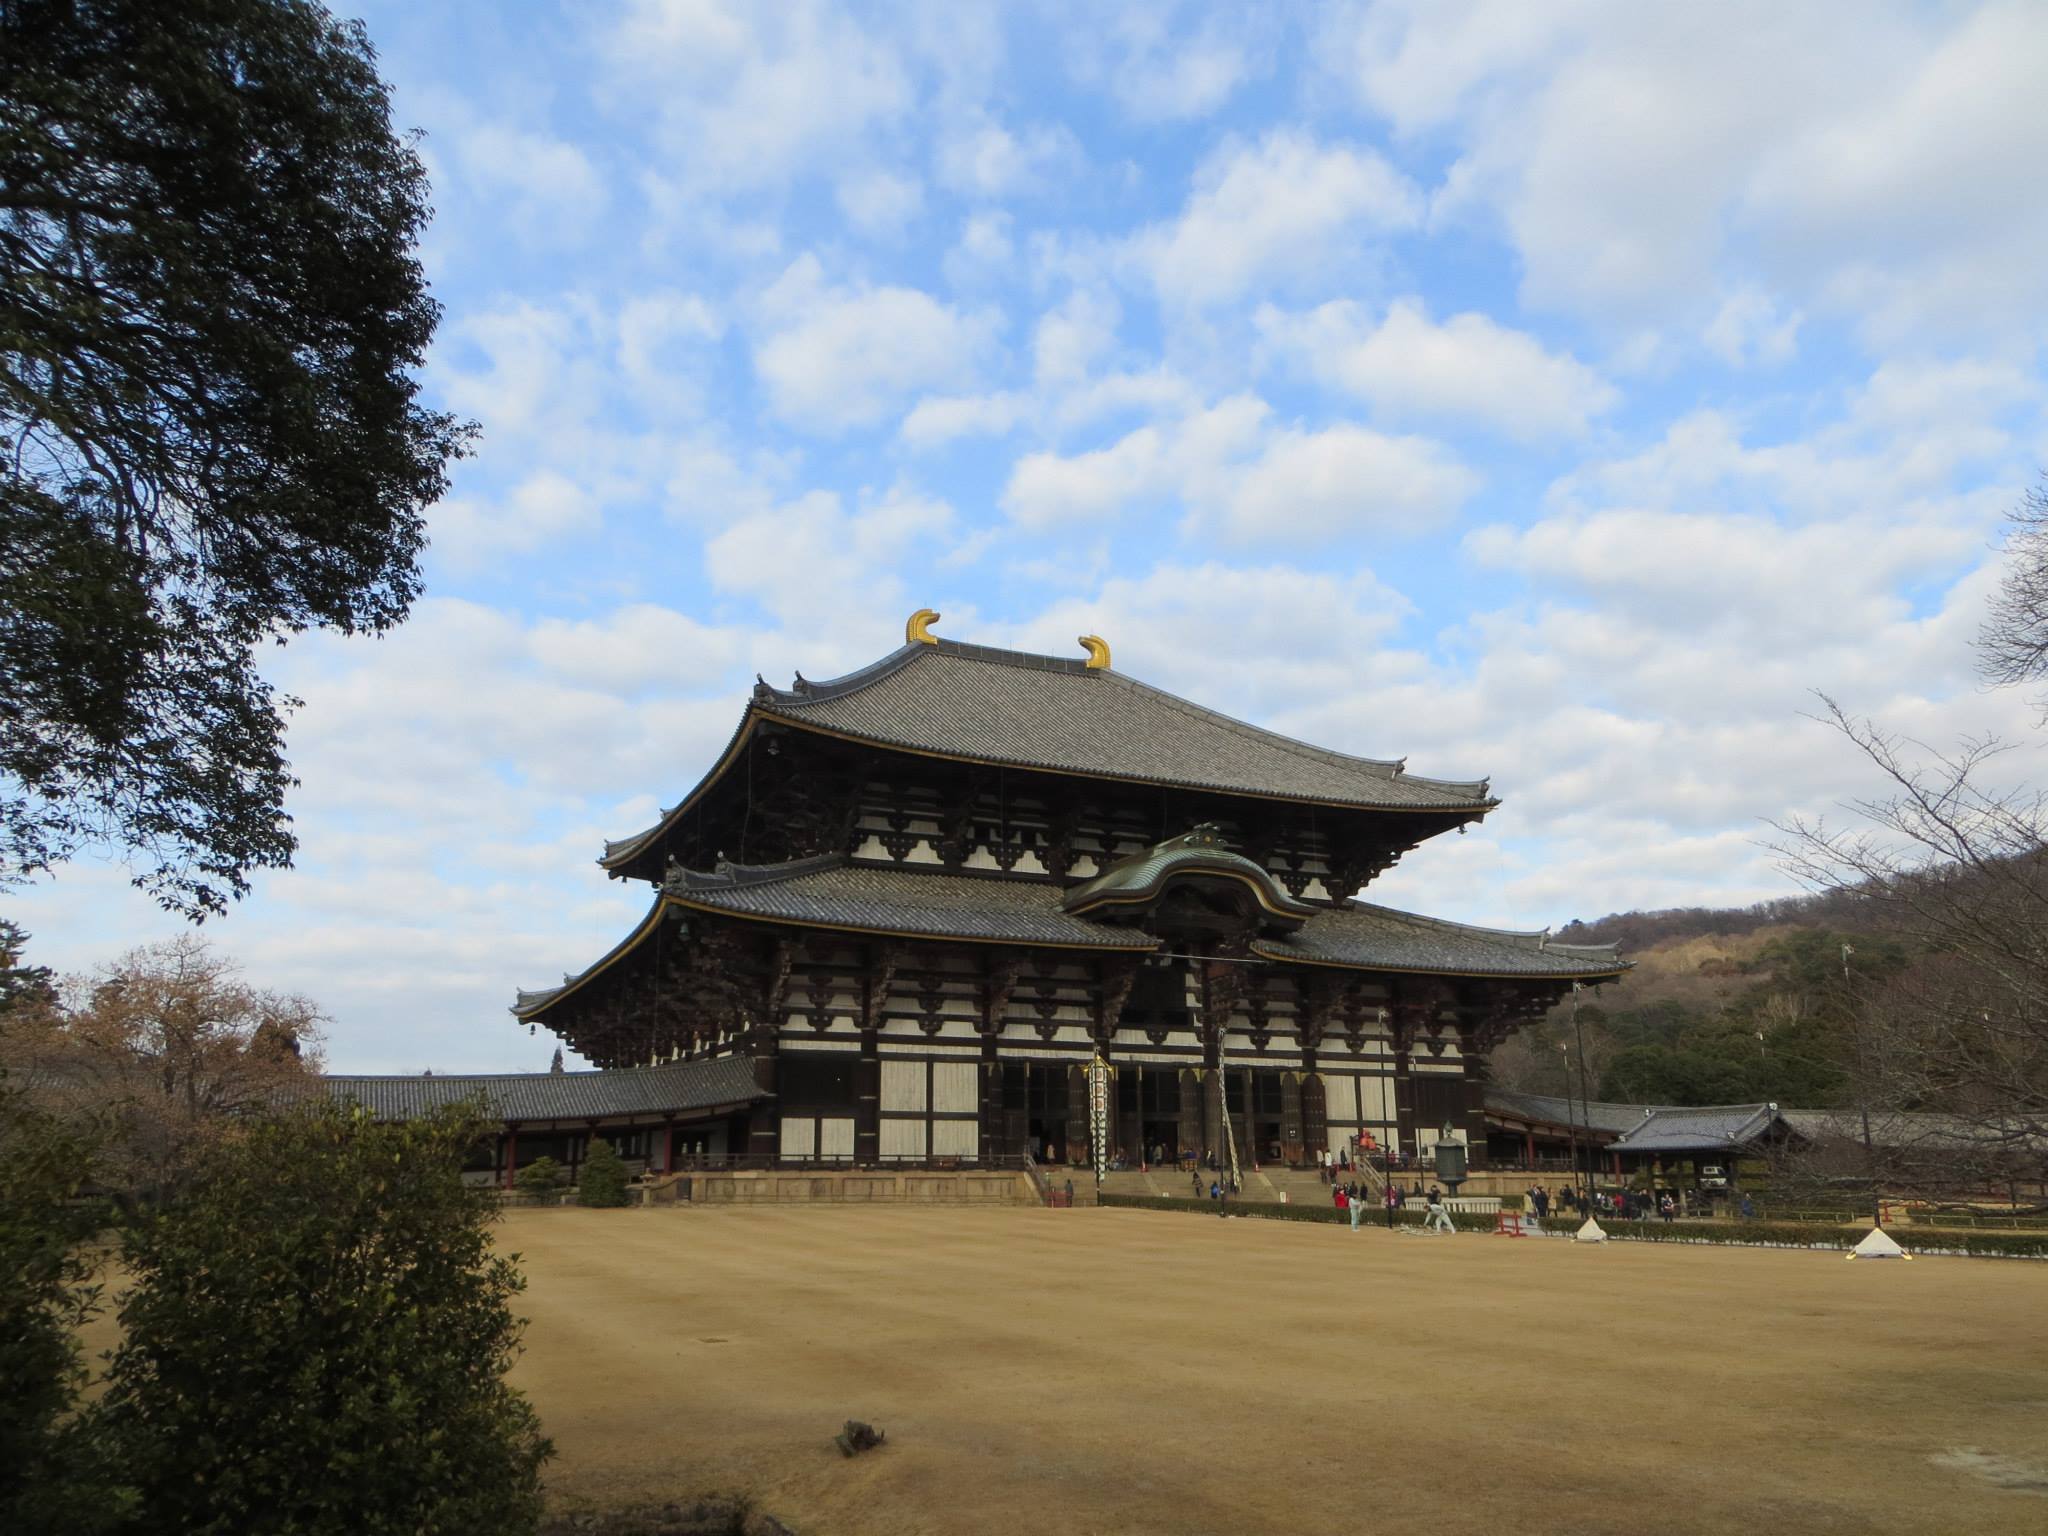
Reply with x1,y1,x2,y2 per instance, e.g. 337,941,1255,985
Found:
1096,1163,1373,1209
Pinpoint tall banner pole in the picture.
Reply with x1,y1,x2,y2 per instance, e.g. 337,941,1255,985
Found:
1088,1052,1112,1189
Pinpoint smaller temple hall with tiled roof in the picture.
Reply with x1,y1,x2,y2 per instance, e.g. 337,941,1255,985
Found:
509,612,1627,1178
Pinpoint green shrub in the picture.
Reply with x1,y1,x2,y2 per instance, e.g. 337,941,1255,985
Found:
98,1100,553,1534
516,1155,565,1198
0,1092,124,1532
1094,1195,2048,1256
577,1138,629,1208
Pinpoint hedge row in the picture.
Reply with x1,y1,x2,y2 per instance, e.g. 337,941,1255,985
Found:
1098,1193,1501,1233
1096,1193,2048,1257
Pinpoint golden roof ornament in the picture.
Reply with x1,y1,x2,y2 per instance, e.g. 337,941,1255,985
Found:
906,608,940,645
1078,634,1111,669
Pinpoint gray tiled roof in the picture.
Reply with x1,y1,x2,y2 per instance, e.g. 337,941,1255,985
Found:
322,1054,765,1124
1485,1089,1654,1137
519,861,1627,1021
1605,1103,1787,1154
667,856,1161,949
756,640,1495,811
1256,901,1629,979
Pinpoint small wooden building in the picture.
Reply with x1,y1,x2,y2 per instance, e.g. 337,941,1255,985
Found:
324,1056,766,1185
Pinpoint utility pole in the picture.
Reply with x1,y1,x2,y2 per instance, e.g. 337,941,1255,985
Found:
1843,944,1882,1227
1570,981,1596,1201
1560,1040,1584,1210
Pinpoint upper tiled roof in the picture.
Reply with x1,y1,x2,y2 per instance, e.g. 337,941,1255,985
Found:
600,637,1499,873
322,1054,765,1123
761,639,1494,810
1485,1089,1653,1137
1255,901,1628,980
1605,1103,1788,1154
667,856,1160,950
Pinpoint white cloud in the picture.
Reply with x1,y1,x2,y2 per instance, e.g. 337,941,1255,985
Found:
1214,422,1477,541
452,121,608,242
1002,395,1475,540
1127,130,1421,307
898,392,1028,450
1062,2,1269,122
1330,0,2048,342
835,167,924,238
1702,288,1801,369
1259,298,1617,439
753,255,999,432
942,211,1016,289
704,484,955,640
934,117,1077,198
430,470,599,572
604,0,911,189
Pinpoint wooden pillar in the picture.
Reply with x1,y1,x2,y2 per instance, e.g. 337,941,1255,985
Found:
1301,1072,1328,1161
503,1125,519,1190
1063,1063,1088,1169
661,1121,674,1173
746,1032,780,1162
1176,1068,1203,1165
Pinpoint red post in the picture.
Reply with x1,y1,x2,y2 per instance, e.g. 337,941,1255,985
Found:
503,1126,519,1190
1524,1130,1535,1166
662,1122,674,1174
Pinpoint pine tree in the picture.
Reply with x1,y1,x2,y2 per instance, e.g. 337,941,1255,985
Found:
577,1137,629,1208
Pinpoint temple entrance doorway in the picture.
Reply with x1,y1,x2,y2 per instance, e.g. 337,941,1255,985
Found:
1227,1069,1287,1167
1020,1062,1071,1164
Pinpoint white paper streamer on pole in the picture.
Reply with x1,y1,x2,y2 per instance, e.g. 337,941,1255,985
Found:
1088,1053,1112,1184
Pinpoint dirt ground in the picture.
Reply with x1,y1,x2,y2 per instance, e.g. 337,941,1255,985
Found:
504,1205,2048,1536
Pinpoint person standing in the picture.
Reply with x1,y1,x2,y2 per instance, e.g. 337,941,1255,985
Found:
1350,1187,1366,1231
1425,1187,1454,1234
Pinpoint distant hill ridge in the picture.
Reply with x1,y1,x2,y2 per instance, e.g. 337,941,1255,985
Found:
1557,886,1868,954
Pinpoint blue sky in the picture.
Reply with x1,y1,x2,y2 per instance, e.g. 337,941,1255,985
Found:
15,1,2048,1071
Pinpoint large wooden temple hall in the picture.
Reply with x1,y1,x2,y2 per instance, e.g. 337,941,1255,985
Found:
502,612,1625,1176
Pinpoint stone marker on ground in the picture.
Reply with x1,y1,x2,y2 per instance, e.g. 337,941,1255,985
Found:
1847,1226,1912,1261
836,1419,886,1456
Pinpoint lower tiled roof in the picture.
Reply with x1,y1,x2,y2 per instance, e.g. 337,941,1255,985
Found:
1485,1089,1653,1137
322,1055,765,1124
516,860,1628,1021
1605,1103,1787,1153
667,857,1160,949
1257,902,1628,979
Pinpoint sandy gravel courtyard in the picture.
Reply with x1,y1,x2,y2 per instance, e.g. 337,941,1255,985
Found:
504,1205,2047,1536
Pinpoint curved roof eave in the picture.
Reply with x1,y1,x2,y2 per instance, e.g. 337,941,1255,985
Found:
512,894,673,1022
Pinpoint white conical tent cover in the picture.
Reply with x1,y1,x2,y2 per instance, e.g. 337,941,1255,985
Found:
1574,1218,1607,1243
1849,1226,1909,1260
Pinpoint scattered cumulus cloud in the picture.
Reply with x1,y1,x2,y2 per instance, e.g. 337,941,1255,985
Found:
14,1,2046,1073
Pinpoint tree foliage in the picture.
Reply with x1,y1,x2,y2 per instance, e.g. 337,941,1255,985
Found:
0,933,322,1206
0,0,470,916
1771,699,2048,1196
0,1083,122,1533
514,1154,563,1198
576,1136,628,1208
0,917,56,1015
97,1100,551,1534
1980,479,2048,699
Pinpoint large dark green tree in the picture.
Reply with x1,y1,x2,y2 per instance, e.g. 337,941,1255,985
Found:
0,0,470,916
